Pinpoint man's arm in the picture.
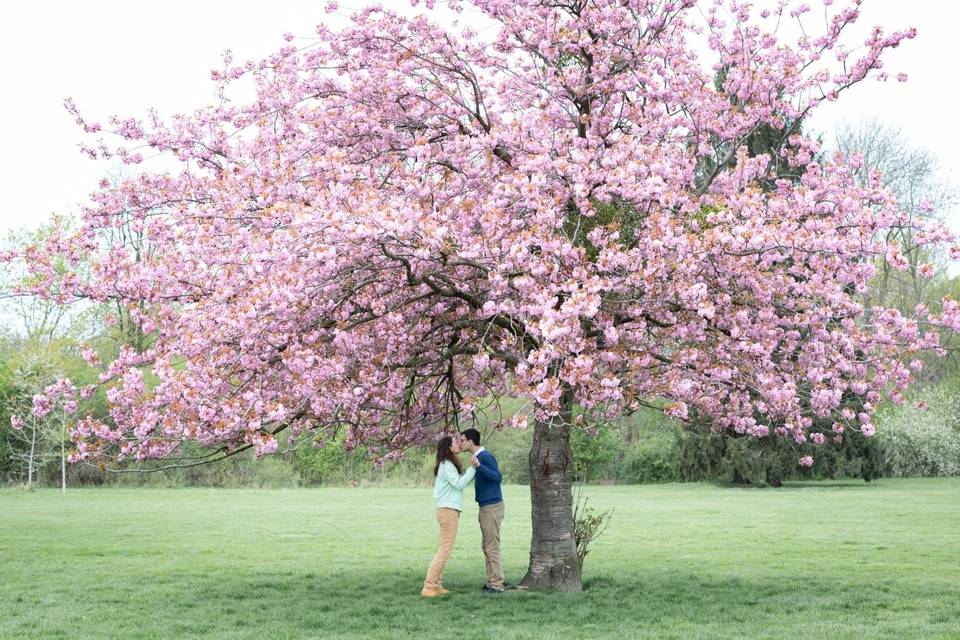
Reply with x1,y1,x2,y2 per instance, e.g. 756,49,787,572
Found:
474,451,502,483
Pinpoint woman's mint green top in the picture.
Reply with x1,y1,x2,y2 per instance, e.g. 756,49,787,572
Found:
434,460,476,511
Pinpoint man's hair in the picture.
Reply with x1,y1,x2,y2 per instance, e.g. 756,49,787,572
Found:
459,428,481,446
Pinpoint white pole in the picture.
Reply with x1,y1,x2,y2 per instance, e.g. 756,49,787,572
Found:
61,416,66,494
28,420,36,489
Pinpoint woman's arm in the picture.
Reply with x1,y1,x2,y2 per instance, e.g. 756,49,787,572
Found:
441,461,476,490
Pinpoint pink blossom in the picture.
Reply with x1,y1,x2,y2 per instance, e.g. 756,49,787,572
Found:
751,424,770,437
250,433,279,457
886,243,909,271
665,402,689,421
697,301,716,320
510,414,529,430
799,456,814,468
473,353,490,373
31,394,53,418
533,378,561,410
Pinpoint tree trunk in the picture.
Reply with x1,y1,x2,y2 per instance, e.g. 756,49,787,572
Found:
731,467,750,485
520,398,582,592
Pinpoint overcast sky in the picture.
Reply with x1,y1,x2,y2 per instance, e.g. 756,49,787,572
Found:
2,1,958,261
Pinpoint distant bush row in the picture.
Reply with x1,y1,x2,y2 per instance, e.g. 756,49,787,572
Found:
7,380,960,489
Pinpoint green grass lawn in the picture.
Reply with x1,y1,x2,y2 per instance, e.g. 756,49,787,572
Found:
1,479,959,640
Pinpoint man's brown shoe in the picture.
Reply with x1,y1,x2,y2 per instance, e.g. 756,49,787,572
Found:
420,587,445,597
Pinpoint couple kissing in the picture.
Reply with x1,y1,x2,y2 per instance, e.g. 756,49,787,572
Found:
421,428,504,597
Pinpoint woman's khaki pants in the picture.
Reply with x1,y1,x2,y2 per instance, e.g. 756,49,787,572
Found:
424,507,460,589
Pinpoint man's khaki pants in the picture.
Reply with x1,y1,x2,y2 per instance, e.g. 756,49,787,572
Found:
478,501,505,589
424,507,460,589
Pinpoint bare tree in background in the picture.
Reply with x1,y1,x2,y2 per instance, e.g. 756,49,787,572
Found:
2,225,70,346
98,168,154,354
836,120,957,313
5,358,70,491
1,223,100,490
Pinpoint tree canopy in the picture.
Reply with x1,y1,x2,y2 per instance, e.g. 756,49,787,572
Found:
7,0,958,471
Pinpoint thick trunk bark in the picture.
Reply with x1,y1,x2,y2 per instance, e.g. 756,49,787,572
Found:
520,400,582,592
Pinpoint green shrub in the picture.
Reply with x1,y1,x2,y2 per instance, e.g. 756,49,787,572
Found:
491,406,681,485
597,408,682,484
92,449,302,488
674,410,885,487
293,438,355,486
571,421,620,481
875,383,960,477
293,436,434,487
482,423,533,484
610,437,678,483
804,427,884,482
572,488,613,569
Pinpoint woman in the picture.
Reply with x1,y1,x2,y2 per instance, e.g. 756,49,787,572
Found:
421,435,476,597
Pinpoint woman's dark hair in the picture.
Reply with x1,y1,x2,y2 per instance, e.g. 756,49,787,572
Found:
434,436,463,476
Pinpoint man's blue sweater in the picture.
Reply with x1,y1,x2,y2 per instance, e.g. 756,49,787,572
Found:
473,449,503,507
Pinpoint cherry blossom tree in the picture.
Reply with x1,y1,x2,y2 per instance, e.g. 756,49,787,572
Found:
7,0,960,590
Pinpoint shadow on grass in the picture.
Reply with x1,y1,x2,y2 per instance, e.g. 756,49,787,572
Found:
10,567,949,640
777,481,874,489
708,480,871,490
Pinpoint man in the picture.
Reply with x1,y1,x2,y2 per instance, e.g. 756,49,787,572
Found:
458,428,505,593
